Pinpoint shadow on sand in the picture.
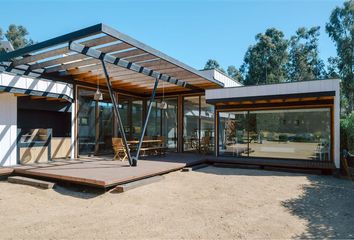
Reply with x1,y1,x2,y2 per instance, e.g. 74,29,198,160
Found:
198,166,354,238
53,184,105,199
282,175,354,239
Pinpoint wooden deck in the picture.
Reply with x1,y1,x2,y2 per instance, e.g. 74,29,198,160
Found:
206,156,336,170
12,153,205,188
0,168,13,177
9,153,335,188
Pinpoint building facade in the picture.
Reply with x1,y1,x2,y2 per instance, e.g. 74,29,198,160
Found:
0,24,340,170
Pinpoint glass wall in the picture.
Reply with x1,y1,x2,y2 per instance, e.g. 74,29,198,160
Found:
162,98,178,151
218,111,248,157
218,108,331,161
147,100,162,137
77,89,114,155
146,98,178,151
183,96,214,153
77,88,96,155
97,100,113,154
117,95,130,138
184,96,200,152
200,96,214,153
132,100,143,139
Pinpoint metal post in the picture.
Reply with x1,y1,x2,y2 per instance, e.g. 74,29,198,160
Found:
101,60,133,166
133,78,159,164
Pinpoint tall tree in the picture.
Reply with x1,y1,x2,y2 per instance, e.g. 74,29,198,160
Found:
5,24,33,49
203,59,225,73
326,56,340,79
326,0,354,113
227,65,243,82
287,26,326,81
241,28,288,85
0,27,3,40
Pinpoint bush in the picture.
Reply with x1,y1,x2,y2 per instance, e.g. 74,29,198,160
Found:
341,113,354,153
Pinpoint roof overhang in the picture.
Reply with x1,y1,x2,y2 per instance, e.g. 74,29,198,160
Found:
0,23,224,96
206,79,340,107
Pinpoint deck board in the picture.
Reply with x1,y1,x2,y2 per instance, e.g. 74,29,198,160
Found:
13,153,205,188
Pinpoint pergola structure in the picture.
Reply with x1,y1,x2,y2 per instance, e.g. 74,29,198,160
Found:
0,23,223,166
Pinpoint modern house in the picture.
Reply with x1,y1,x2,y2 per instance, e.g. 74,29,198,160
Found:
0,24,340,171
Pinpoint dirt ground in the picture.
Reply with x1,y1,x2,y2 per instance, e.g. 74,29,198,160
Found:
0,166,354,239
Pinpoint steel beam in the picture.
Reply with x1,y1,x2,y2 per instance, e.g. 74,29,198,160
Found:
101,60,133,166
0,24,103,62
133,78,159,164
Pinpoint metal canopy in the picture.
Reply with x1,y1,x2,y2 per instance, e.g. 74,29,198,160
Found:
0,23,224,96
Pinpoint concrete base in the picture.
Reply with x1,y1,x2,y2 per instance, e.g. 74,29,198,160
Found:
110,175,164,193
182,164,210,172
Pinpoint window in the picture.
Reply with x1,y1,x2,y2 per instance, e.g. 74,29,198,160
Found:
218,108,331,161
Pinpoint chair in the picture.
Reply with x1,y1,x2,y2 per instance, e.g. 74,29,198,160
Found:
200,136,211,154
112,138,128,161
156,136,166,156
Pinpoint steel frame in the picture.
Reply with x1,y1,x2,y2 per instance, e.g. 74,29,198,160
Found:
101,60,133,166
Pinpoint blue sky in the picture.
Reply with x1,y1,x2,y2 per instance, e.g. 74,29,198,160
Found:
1,0,344,70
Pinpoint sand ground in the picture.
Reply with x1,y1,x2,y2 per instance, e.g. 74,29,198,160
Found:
0,166,353,239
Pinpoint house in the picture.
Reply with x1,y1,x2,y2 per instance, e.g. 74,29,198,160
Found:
0,23,340,170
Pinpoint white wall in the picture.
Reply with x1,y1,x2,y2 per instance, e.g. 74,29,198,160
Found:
0,72,73,99
201,69,242,88
0,93,17,166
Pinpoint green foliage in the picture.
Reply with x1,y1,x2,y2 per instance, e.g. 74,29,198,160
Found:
341,112,354,152
326,56,340,79
203,59,225,73
241,28,288,85
326,0,354,113
4,24,34,49
0,27,3,40
287,26,326,81
227,65,243,82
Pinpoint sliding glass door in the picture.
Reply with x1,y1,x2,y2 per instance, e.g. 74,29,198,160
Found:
183,96,214,153
77,88,97,155
147,98,178,151
218,108,331,161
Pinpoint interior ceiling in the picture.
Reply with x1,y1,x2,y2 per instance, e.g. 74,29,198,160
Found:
0,24,223,96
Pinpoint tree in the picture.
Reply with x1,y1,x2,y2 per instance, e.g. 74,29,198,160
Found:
203,59,225,73
5,24,34,49
0,27,3,40
241,28,288,85
326,57,340,79
227,65,243,82
326,0,354,113
287,26,326,81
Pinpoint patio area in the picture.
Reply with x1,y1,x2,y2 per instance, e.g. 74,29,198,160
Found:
12,153,206,188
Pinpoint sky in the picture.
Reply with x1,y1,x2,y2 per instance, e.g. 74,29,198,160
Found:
0,0,344,71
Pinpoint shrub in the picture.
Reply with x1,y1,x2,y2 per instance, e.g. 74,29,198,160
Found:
341,113,354,153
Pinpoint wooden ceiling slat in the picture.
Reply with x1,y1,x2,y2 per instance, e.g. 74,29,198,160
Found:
45,48,149,74
29,42,134,70
122,54,158,63
13,35,116,66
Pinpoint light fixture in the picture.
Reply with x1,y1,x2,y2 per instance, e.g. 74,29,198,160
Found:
159,101,168,110
94,76,103,101
159,80,167,109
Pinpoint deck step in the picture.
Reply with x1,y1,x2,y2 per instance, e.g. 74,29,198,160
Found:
8,176,55,189
110,175,164,193
182,163,209,172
